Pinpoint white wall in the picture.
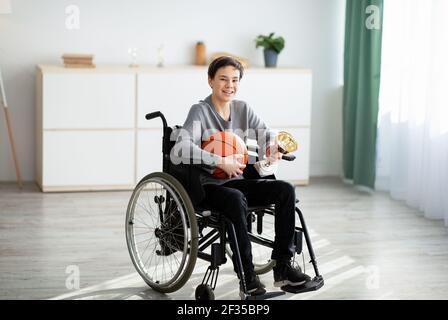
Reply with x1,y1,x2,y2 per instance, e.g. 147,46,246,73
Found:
0,0,345,182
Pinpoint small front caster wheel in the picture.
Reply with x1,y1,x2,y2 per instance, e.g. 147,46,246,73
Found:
195,284,215,300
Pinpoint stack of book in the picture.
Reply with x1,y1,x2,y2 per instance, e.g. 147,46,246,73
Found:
62,54,96,68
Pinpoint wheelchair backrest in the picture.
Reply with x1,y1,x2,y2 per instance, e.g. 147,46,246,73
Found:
162,125,183,173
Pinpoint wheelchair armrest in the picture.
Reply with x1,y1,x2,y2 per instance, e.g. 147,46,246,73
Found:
282,154,296,161
243,163,276,180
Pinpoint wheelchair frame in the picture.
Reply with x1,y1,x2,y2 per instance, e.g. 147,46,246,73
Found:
125,111,324,300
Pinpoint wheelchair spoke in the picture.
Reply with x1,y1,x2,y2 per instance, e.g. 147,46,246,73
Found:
143,187,157,226
135,202,157,229
134,230,153,236
138,236,157,262
135,236,158,246
143,240,158,271
143,186,159,226
169,245,182,267
163,250,181,279
136,194,152,216
133,215,153,230
159,236,183,266
134,212,155,228
164,196,174,219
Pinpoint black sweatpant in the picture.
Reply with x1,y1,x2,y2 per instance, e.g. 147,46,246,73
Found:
202,179,296,277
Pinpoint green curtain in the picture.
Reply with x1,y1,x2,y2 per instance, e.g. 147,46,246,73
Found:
343,0,383,188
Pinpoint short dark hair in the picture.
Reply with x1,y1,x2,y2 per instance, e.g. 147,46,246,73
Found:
208,56,244,80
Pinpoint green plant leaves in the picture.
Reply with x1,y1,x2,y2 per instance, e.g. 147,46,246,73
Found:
255,33,285,54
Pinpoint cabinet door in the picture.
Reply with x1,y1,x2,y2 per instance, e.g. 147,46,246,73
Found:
42,130,134,187
43,73,135,129
237,71,312,127
136,129,164,181
274,128,310,184
138,71,210,128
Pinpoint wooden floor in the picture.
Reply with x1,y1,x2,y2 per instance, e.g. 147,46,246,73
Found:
1,177,448,300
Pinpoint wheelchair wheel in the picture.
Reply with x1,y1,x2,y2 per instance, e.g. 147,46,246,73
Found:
249,209,276,274
225,243,274,275
224,208,276,275
126,172,198,293
249,208,304,275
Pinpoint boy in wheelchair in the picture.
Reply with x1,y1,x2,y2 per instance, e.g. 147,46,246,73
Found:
171,56,309,295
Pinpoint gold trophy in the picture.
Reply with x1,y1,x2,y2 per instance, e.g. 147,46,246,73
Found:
254,131,298,177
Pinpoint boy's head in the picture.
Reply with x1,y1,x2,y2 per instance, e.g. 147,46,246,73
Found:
208,56,244,80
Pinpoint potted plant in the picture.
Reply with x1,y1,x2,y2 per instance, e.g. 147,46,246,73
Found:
255,32,285,68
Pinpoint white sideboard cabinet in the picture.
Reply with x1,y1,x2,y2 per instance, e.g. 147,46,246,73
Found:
36,65,312,192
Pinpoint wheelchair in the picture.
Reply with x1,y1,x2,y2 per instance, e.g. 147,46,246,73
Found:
125,111,324,300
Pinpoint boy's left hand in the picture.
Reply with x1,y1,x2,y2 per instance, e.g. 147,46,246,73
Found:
266,143,282,163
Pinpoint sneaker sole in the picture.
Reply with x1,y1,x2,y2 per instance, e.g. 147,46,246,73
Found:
240,290,267,299
274,279,307,287
247,288,266,294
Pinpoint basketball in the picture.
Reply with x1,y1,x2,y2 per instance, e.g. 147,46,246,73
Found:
201,131,248,179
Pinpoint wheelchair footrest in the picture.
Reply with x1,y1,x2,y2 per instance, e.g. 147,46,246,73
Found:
241,290,286,300
280,275,324,294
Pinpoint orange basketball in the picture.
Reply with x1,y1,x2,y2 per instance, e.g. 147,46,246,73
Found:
201,131,248,179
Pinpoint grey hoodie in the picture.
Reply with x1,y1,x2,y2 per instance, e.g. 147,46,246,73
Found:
171,95,276,185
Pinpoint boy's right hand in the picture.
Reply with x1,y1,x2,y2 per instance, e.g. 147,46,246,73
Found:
216,154,246,178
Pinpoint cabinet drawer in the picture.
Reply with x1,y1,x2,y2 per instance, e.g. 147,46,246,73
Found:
238,72,312,127
138,72,210,128
43,73,135,129
42,130,134,187
136,129,164,181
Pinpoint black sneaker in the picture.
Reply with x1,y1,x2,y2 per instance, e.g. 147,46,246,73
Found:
231,255,266,289
240,274,266,295
273,260,309,287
